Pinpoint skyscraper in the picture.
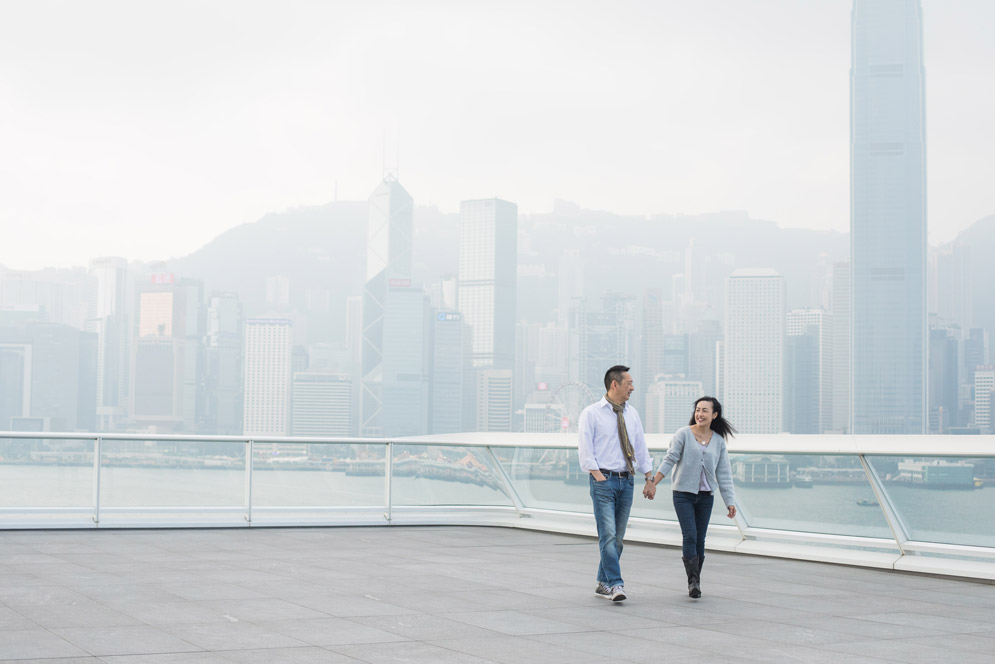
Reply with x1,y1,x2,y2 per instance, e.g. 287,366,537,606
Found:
850,0,927,433
786,309,833,433
973,368,995,433
645,379,704,435
832,261,851,433
361,176,413,436
379,285,429,437
928,326,960,433
243,318,293,437
458,198,517,432
0,322,96,431
569,294,635,397
724,270,784,434
430,310,469,434
204,293,243,435
476,369,513,432
458,198,518,369
88,257,130,430
291,372,352,437
132,276,187,431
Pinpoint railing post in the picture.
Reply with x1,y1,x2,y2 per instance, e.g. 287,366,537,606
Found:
92,436,101,525
245,439,254,524
859,453,909,555
385,440,393,524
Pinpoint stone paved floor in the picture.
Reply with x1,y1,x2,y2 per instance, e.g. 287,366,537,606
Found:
1,526,993,663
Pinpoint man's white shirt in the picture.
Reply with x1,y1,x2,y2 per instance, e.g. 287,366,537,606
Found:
577,397,653,474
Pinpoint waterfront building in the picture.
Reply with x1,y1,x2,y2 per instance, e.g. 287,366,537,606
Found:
361,175,413,436
204,293,243,435
131,276,205,433
457,198,518,370
850,0,927,433
832,261,851,433
87,257,130,431
243,318,293,438
0,322,96,431
291,372,352,437
645,379,704,435
380,285,429,437
724,269,784,434
786,309,833,433
569,293,634,397
974,368,995,433
476,369,513,432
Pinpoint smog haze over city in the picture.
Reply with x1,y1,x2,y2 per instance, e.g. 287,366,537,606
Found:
2,0,995,440
2,0,994,268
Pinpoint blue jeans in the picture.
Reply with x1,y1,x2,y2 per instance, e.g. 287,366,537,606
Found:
672,490,714,559
589,474,634,588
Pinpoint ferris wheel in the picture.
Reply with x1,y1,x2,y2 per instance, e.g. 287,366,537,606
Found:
543,382,597,433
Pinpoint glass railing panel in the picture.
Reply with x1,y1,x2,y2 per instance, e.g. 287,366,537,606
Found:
252,442,384,507
99,439,245,515
496,447,591,511
867,455,995,548
391,444,514,507
726,453,892,538
0,436,95,523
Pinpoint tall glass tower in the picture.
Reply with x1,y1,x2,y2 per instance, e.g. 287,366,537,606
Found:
457,198,518,369
361,175,413,436
850,0,927,434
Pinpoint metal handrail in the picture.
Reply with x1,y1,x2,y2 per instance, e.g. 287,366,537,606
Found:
2,430,994,456
1,430,993,581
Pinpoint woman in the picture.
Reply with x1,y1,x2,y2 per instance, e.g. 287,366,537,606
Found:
643,396,737,598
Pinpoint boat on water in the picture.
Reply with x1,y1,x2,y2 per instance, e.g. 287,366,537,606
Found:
793,475,814,488
856,498,879,507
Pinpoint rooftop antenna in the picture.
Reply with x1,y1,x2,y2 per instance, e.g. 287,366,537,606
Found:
382,127,400,182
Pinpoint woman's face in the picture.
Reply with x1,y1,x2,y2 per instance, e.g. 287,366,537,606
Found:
694,400,717,425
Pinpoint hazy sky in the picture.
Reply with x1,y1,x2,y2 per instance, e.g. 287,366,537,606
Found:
2,0,993,270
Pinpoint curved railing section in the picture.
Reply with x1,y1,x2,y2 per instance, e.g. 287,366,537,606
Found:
0,431,992,581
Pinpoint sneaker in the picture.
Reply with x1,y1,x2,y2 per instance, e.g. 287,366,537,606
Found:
595,581,612,599
610,585,627,602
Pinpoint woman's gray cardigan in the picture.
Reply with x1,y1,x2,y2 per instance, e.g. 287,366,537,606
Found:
656,426,736,508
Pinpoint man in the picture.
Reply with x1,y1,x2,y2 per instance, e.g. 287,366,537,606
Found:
577,365,653,602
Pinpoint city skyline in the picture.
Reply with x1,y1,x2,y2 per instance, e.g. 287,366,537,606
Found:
2,1,995,270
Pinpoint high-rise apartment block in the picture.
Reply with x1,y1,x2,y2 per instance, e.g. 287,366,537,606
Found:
724,270,784,434
291,372,352,437
243,318,293,437
646,379,704,435
973,368,995,433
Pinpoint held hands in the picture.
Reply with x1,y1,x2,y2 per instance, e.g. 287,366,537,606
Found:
642,479,656,500
727,505,737,519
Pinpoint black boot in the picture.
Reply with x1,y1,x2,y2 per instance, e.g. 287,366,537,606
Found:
682,556,701,598
697,555,704,595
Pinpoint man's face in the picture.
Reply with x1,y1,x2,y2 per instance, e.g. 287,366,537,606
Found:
612,372,635,402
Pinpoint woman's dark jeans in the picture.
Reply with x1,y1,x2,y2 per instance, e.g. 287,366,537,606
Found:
672,490,714,559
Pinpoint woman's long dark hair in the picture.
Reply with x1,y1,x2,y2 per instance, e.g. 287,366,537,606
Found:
688,396,737,439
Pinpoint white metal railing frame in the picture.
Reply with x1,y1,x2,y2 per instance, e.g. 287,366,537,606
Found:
1,430,993,581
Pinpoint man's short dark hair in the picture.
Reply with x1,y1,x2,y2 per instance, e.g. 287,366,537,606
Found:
604,365,630,392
